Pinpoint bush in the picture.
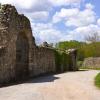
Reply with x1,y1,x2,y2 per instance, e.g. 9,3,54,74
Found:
77,61,83,68
95,73,100,88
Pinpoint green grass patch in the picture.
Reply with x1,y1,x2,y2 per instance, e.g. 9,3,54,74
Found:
95,73,100,89
80,67,100,70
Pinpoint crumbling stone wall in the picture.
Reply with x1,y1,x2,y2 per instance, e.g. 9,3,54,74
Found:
0,4,78,85
67,49,78,71
29,47,56,77
0,4,56,84
83,57,100,68
0,4,36,84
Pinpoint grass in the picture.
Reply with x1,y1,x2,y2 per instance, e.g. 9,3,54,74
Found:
80,67,100,70
95,73,100,89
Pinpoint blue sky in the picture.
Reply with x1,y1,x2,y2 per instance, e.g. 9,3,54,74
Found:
0,0,100,44
85,0,100,16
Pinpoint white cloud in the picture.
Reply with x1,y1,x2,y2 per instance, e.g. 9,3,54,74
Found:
0,0,99,43
53,8,79,23
0,0,52,21
97,19,100,26
70,24,100,41
53,3,96,27
85,3,94,9
31,23,73,44
0,0,84,27
66,8,96,27
49,0,82,6
0,0,52,12
25,11,49,21
0,0,82,12
0,0,13,4
31,23,62,43
1,0,76,43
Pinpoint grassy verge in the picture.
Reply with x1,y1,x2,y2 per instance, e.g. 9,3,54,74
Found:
95,73,100,89
80,67,100,70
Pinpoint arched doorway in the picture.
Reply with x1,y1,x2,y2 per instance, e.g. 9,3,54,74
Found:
15,32,29,80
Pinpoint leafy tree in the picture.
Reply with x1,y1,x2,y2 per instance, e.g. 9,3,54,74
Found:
55,40,100,61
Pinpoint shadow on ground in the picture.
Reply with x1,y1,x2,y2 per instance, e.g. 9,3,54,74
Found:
0,74,60,88
78,69,89,71
27,69,88,84
0,70,89,87
26,74,59,83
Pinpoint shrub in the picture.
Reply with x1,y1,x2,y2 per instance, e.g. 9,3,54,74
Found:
95,73,100,88
77,61,83,68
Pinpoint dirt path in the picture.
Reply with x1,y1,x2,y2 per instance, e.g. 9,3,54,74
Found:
0,70,100,100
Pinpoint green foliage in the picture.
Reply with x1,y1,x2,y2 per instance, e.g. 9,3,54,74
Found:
77,61,83,68
54,50,62,72
56,40,100,61
54,49,71,72
95,73,100,88
56,40,85,61
80,66,100,70
83,42,100,58
56,40,82,50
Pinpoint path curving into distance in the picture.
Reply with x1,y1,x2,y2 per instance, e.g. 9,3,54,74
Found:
0,70,100,100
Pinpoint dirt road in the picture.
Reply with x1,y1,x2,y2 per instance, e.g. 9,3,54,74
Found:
0,70,100,100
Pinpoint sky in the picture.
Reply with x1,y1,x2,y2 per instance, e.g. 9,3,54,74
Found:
0,0,100,44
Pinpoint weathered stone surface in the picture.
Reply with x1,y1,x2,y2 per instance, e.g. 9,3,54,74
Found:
0,4,56,85
67,49,78,71
0,4,78,86
83,57,100,68
0,4,35,84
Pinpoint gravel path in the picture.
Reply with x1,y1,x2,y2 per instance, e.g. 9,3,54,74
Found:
0,70,100,100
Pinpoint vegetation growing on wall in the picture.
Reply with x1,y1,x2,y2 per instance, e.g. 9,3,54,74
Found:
54,49,71,72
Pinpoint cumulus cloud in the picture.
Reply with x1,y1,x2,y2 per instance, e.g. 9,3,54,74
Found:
53,3,96,27
0,0,99,43
0,0,82,12
49,0,82,7
31,23,73,44
0,0,52,21
85,3,94,9
1,0,81,43
70,24,100,41
0,0,52,12
25,11,49,21
53,8,79,23
97,19,100,26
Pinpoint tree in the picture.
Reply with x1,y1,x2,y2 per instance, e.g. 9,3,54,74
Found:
85,32,100,43
84,32,100,57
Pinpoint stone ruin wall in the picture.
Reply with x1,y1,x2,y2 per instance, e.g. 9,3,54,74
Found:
0,4,56,84
67,49,78,71
30,47,56,77
0,4,77,85
0,4,32,84
83,57,100,68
